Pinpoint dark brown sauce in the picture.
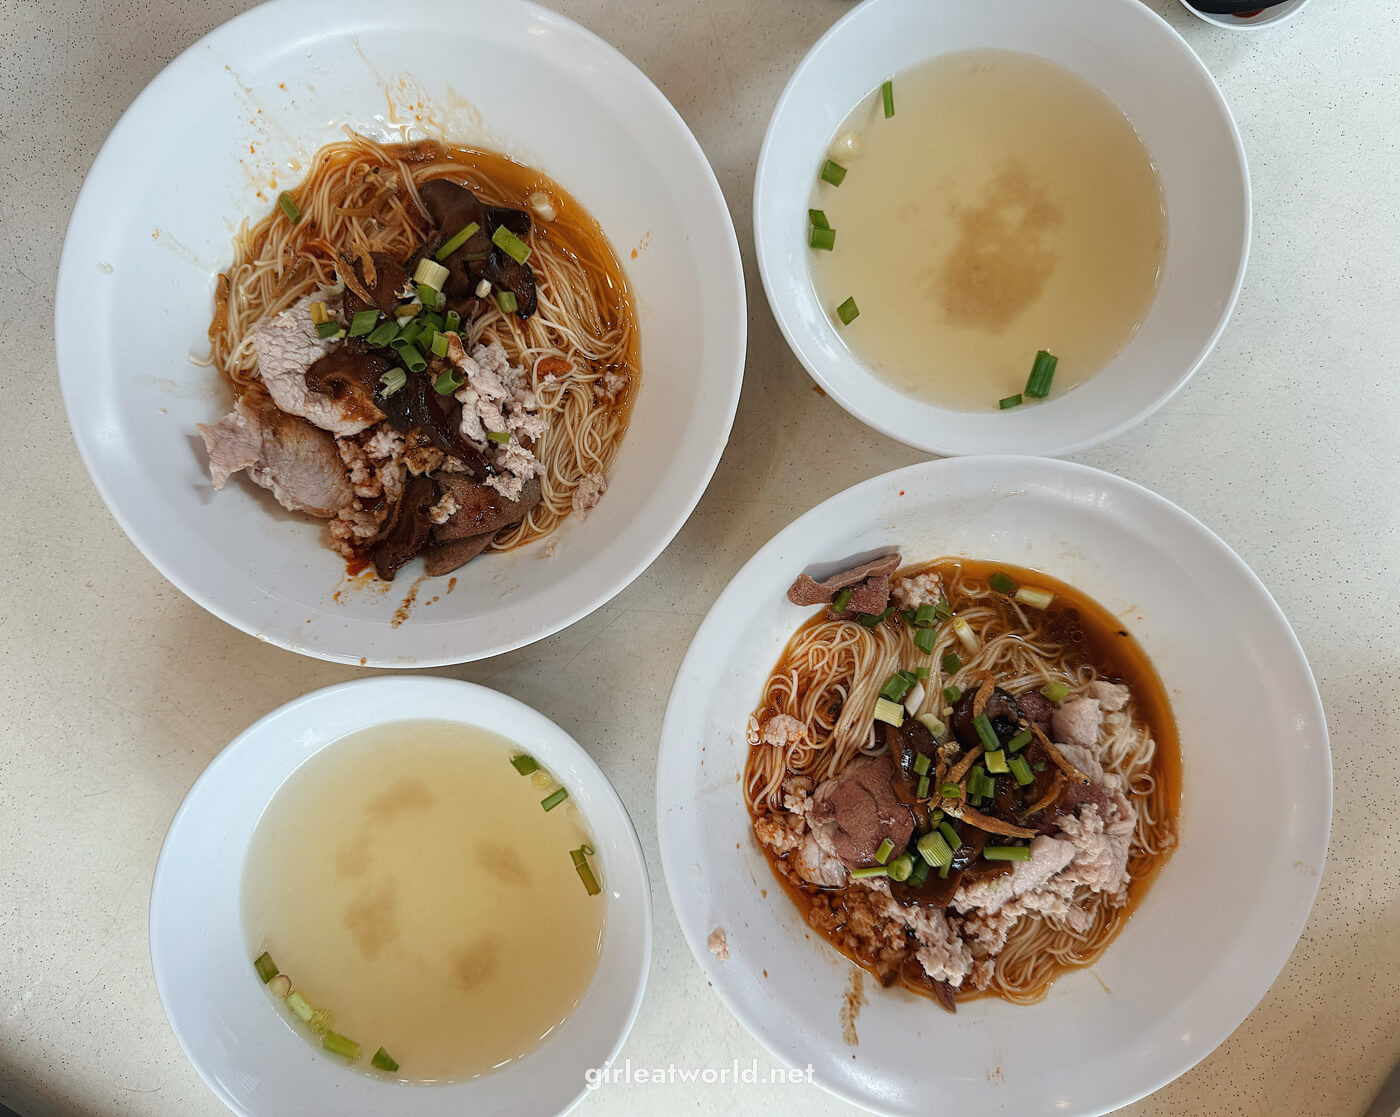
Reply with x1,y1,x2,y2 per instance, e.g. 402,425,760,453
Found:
751,557,1181,1008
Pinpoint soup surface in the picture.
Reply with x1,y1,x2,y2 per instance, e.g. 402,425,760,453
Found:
242,719,606,1081
810,49,1167,411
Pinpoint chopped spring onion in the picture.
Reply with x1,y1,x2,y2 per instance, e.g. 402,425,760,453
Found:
366,320,399,347
836,296,859,325
952,616,980,654
881,79,895,119
286,991,314,1022
430,331,449,358
914,666,931,679
916,831,953,868
1009,755,1035,786
475,278,493,298
939,782,961,800
1040,680,1071,703
308,301,329,325
267,973,292,999
315,320,344,339
875,838,895,865
913,752,932,776
417,283,443,311
916,713,946,738
432,366,462,396
394,301,420,318
1025,349,1058,399
1033,760,1048,772
942,684,962,705
810,226,836,251
486,430,510,445
378,368,407,397
510,754,540,775
907,855,932,888
985,749,1009,774
399,342,427,373
277,192,301,223
938,820,961,851
880,673,914,703
934,597,954,623
942,652,962,674
849,865,889,879
887,852,915,882
916,774,930,799
989,572,1016,595
571,845,602,896
423,311,446,332
939,862,951,879
999,393,1023,410
308,1008,332,1036
371,1047,400,1073
497,289,519,315
832,587,853,616
984,845,1032,862
253,951,279,984
541,787,569,812
1007,728,1032,754
913,603,939,627
444,309,462,333
858,606,897,627
322,1031,360,1060
435,221,481,261
348,309,380,337
413,256,450,290
809,208,830,229
820,159,848,186
913,627,936,654
929,808,944,823
491,224,532,264
1015,586,1055,610
873,697,905,727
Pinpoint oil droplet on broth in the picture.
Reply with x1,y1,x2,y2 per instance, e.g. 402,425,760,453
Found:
810,49,1166,411
242,720,606,1081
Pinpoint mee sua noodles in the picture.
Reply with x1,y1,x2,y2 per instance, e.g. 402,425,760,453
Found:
746,555,1179,1010
198,135,638,580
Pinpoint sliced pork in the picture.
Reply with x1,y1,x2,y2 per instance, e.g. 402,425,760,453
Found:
198,400,354,518
252,296,383,436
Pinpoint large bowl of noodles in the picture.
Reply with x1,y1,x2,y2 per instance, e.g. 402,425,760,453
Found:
55,0,745,666
657,456,1331,1116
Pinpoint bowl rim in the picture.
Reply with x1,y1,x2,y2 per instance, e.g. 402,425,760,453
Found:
751,0,1253,458
656,454,1331,1115
1176,0,1310,31
55,0,747,668
150,674,653,1117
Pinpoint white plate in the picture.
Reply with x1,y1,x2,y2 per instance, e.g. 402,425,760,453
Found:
656,457,1330,1116
151,676,651,1117
753,0,1250,457
56,0,745,666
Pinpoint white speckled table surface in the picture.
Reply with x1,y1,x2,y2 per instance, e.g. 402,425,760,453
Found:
2,0,1397,1114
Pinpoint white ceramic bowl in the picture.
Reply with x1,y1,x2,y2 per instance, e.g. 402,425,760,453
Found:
753,0,1250,458
657,457,1330,1116
56,0,745,667
1178,0,1310,31
151,677,651,1117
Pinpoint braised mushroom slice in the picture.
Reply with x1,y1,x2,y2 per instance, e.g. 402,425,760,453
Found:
342,251,409,318
371,473,437,580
